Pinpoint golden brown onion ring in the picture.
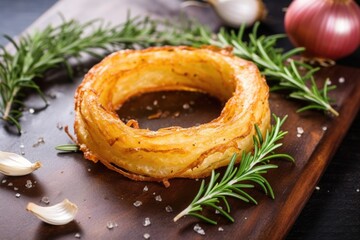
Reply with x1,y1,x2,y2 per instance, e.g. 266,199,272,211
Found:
74,46,270,186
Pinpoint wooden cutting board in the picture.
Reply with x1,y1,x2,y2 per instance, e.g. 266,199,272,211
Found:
1,0,359,239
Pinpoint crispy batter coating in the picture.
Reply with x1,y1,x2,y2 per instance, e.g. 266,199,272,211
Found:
74,46,270,186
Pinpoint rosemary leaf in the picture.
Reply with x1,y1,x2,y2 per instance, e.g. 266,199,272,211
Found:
198,22,338,117
173,114,293,224
55,144,79,152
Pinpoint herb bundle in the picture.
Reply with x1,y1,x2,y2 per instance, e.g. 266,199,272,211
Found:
0,16,338,131
173,115,293,224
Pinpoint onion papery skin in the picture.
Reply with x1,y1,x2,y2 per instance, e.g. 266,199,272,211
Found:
285,0,360,60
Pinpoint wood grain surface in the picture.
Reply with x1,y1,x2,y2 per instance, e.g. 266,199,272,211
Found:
1,0,359,239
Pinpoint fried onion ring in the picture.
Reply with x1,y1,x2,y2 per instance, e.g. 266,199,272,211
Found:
74,46,270,185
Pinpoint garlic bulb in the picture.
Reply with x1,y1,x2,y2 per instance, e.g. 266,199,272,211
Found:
207,0,267,27
26,199,78,225
0,151,41,176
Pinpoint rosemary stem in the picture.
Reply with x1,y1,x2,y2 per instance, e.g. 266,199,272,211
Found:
3,87,18,120
173,206,191,222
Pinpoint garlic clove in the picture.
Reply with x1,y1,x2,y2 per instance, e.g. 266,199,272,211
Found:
0,151,42,176
207,0,267,27
26,199,78,225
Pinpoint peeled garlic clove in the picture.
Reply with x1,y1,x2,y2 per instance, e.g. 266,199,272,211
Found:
26,199,78,225
208,0,267,27
0,151,41,176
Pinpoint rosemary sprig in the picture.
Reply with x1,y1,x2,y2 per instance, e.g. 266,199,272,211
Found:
173,115,293,224
0,16,206,131
195,23,339,116
0,16,338,132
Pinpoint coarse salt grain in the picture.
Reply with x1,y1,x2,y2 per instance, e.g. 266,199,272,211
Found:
315,186,320,190
41,196,50,204
106,221,118,229
165,205,173,213
356,189,359,193
193,224,205,235
29,108,35,114
14,187,18,191
143,233,151,239
57,123,63,130
1,179,6,184
182,103,190,110
15,193,21,198
133,200,143,207
338,77,345,83
155,195,162,202
322,126,328,131
7,182,13,187
215,206,223,214
218,227,224,232
74,233,81,238
143,185,149,192
297,127,304,134
143,217,151,227
25,180,33,188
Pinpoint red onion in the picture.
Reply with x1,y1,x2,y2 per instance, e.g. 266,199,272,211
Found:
284,0,360,60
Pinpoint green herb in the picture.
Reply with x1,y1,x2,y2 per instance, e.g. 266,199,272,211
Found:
197,23,338,116
55,144,79,152
0,16,338,132
173,114,293,224
0,16,206,131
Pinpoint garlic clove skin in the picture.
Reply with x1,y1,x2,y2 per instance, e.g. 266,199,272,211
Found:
0,151,42,176
26,199,78,225
207,0,267,27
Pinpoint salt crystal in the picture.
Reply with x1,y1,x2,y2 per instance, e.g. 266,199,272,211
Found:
165,205,173,213
41,196,50,204
8,182,13,187
74,233,81,238
15,193,21,198
20,144,25,149
182,103,190,110
322,126,328,131
338,77,345,83
315,186,320,190
14,187,18,191
297,127,304,134
106,221,118,229
218,227,224,232
155,195,162,202
215,206,223,214
143,233,151,239
296,134,302,138
193,224,205,235
25,180,33,189
153,100,158,106
1,179,7,184
356,189,359,193
133,200,143,207
143,217,151,227
29,108,35,114
146,106,153,111
143,185,149,192
244,217,248,220
87,168,91,172
56,123,63,130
